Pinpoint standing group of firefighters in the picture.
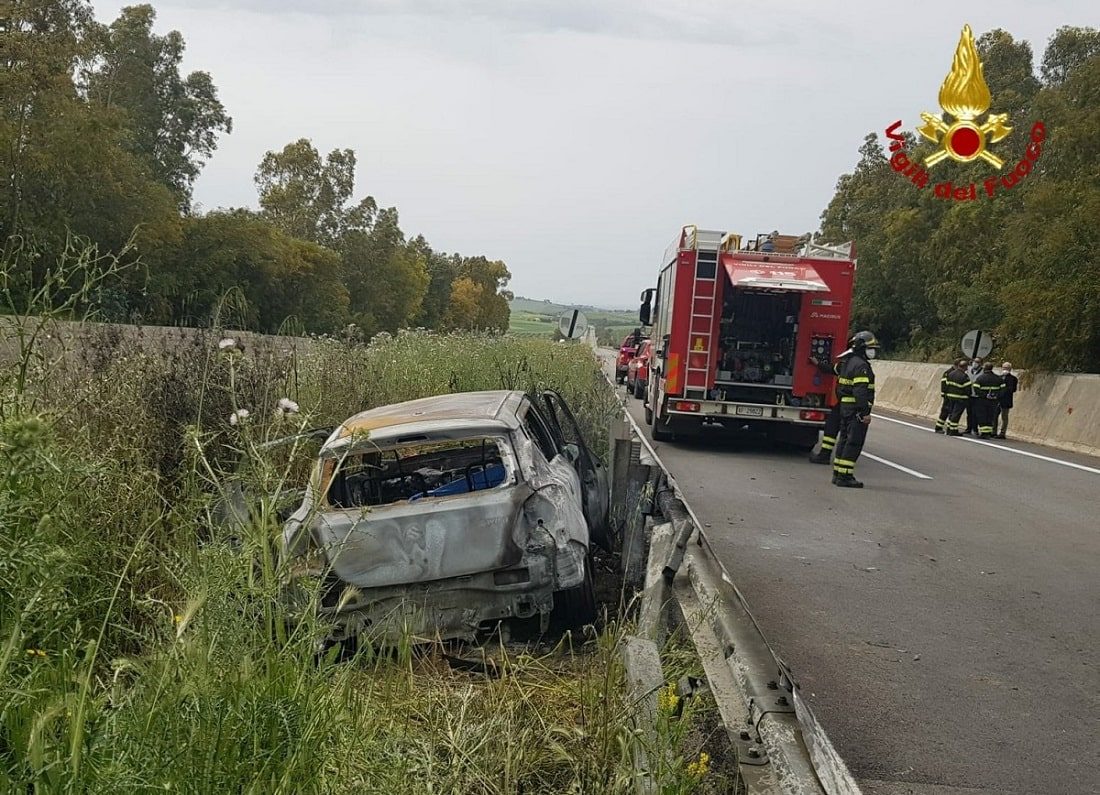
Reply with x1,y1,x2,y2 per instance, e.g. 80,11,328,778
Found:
935,357,1018,439
807,335,1020,489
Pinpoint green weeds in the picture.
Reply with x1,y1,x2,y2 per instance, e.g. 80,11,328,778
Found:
0,247,713,793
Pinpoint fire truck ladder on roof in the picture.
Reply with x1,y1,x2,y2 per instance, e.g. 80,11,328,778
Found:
797,233,855,260
685,231,722,397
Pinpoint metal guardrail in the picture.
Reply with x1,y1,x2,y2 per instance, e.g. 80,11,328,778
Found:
607,369,862,795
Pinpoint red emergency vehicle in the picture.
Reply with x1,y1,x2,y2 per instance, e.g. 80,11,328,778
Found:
625,339,653,399
614,331,644,383
638,225,856,445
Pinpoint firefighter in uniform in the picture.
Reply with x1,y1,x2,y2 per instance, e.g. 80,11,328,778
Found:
934,360,958,433
808,352,847,464
938,360,971,435
832,331,879,488
973,362,1004,439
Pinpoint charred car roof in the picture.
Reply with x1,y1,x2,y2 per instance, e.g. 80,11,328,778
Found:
327,390,527,447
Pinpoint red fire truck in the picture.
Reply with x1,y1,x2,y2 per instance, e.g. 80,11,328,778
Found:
638,225,856,445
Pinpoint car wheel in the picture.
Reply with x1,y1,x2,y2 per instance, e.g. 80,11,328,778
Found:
552,557,597,629
632,379,644,399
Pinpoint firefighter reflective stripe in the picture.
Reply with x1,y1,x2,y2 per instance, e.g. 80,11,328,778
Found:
837,354,875,412
833,457,856,475
943,370,972,400
821,434,837,451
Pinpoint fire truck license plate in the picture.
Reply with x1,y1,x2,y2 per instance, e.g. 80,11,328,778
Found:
735,406,764,417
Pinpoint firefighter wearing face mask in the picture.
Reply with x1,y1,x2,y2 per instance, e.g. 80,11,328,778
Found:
832,331,879,488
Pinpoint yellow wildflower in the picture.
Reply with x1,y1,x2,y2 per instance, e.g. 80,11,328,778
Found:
686,751,711,779
25,648,48,658
656,683,680,714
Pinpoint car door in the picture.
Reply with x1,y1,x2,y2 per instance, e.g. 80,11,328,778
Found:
540,391,610,548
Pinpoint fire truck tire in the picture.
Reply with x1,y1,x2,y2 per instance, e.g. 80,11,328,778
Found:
797,427,821,451
767,424,819,451
644,401,653,425
651,410,674,442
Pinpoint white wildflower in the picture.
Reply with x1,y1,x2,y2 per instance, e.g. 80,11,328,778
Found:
229,408,250,426
275,397,300,416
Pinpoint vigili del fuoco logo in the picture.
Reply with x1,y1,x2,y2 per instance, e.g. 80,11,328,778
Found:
885,24,1046,202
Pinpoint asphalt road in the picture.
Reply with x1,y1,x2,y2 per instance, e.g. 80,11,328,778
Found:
617,381,1099,795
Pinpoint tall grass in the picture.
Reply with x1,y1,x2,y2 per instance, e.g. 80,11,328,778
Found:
0,249,720,792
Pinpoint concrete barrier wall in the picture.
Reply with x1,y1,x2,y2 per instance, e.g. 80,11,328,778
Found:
873,360,1100,457
0,318,303,368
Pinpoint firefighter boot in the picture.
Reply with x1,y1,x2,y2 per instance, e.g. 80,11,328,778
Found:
834,474,864,488
809,449,832,464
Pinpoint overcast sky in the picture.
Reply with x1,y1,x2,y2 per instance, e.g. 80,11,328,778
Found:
95,1,1096,308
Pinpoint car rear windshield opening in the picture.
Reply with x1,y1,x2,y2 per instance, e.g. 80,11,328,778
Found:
326,437,511,508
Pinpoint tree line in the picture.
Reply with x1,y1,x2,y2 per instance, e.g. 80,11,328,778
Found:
818,26,1099,372
1,1,511,336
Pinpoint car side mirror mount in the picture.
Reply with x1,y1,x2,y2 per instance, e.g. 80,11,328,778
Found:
561,443,581,466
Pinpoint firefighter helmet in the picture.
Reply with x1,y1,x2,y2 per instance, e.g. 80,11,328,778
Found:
848,330,880,350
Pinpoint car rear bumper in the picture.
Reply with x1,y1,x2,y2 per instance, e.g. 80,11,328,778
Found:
285,542,587,643
327,564,555,643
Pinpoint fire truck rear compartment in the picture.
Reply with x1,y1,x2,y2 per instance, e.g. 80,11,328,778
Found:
716,287,801,405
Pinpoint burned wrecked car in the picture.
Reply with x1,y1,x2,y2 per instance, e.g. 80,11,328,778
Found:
280,390,609,642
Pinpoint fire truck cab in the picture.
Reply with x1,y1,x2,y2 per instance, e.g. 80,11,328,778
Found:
639,226,856,445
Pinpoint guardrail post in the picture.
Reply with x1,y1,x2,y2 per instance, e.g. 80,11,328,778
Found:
637,521,676,644
620,635,664,795
609,415,633,534
654,485,696,583
610,415,655,591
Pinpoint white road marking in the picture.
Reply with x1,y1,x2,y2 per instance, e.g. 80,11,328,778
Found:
872,413,934,433
874,412,1100,476
862,452,934,479
958,435,1100,475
